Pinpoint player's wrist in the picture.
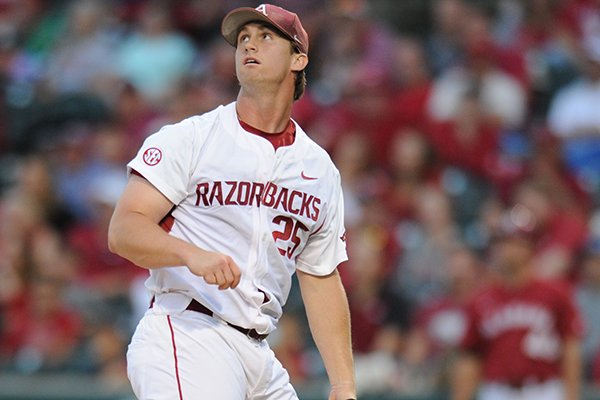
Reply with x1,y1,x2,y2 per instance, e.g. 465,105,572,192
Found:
330,380,356,400
176,239,200,266
181,242,213,271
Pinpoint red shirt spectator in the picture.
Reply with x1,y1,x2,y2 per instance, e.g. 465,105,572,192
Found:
1,280,83,371
426,95,501,180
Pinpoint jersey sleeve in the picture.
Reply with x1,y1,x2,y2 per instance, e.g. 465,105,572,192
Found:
127,118,200,205
296,169,348,276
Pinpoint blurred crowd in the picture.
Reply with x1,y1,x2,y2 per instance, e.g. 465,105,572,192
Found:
1,0,600,397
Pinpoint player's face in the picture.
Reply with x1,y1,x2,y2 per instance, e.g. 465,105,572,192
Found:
234,23,307,90
490,237,533,277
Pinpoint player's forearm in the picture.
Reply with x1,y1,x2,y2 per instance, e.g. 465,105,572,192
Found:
297,269,356,398
562,337,582,400
451,352,481,400
108,210,197,269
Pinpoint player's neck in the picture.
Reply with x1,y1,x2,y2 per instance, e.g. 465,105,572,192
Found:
236,89,293,134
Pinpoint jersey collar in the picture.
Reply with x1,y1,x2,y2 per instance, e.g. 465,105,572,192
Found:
238,118,296,150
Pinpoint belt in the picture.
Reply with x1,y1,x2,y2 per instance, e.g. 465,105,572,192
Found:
150,297,268,341
186,299,268,341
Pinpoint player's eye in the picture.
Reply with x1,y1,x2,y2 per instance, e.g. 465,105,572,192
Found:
238,34,250,44
262,32,272,40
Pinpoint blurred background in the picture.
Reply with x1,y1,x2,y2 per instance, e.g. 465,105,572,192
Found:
1,0,600,399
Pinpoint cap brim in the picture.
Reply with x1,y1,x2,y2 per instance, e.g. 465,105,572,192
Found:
221,8,294,49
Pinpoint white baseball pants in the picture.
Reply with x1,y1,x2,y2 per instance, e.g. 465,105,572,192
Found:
127,308,298,399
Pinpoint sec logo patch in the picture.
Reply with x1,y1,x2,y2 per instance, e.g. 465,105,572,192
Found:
143,147,162,166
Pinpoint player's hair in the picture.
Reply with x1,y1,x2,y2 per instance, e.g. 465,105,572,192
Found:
292,43,307,101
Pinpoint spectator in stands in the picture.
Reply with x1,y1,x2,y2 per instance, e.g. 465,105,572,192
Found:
462,194,506,253
44,0,118,96
499,0,581,116
391,186,463,308
170,0,225,45
427,91,501,181
524,130,591,212
345,216,410,396
115,0,196,103
397,246,485,395
384,127,440,221
411,246,484,360
309,3,395,104
565,0,600,49
66,169,137,333
327,63,401,167
510,179,588,279
192,39,242,108
344,216,408,355
425,0,469,76
389,37,433,131
1,156,73,233
427,5,527,130
269,313,311,386
112,83,165,148
86,325,129,390
547,36,600,194
0,156,81,369
50,125,106,222
2,276,82,373
332,129,389,229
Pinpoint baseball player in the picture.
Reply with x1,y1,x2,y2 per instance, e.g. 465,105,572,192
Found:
108,4,356,400
451,231,583,400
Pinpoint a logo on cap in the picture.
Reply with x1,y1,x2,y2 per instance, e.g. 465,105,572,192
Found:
256,4,267,15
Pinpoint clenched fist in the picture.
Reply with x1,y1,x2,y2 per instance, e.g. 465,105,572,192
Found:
185,249,242,290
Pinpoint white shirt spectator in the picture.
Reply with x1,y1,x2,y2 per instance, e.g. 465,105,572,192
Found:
427,66,527,128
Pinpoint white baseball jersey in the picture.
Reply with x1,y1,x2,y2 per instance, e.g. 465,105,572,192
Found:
128,101,347,335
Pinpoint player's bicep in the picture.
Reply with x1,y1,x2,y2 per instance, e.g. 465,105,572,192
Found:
113,174,175,224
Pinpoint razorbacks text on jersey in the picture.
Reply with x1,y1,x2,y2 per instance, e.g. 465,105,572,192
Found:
128,102,348,335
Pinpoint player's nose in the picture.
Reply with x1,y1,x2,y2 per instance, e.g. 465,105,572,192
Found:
242,37,257,52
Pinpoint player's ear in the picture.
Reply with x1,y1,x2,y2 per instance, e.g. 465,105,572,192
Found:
291,53,308,73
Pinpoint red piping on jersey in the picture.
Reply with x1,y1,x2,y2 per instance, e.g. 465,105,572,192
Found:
238,119,296,150
167,315,184,400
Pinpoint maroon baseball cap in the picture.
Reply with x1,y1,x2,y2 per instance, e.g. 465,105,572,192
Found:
221,4,309,54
